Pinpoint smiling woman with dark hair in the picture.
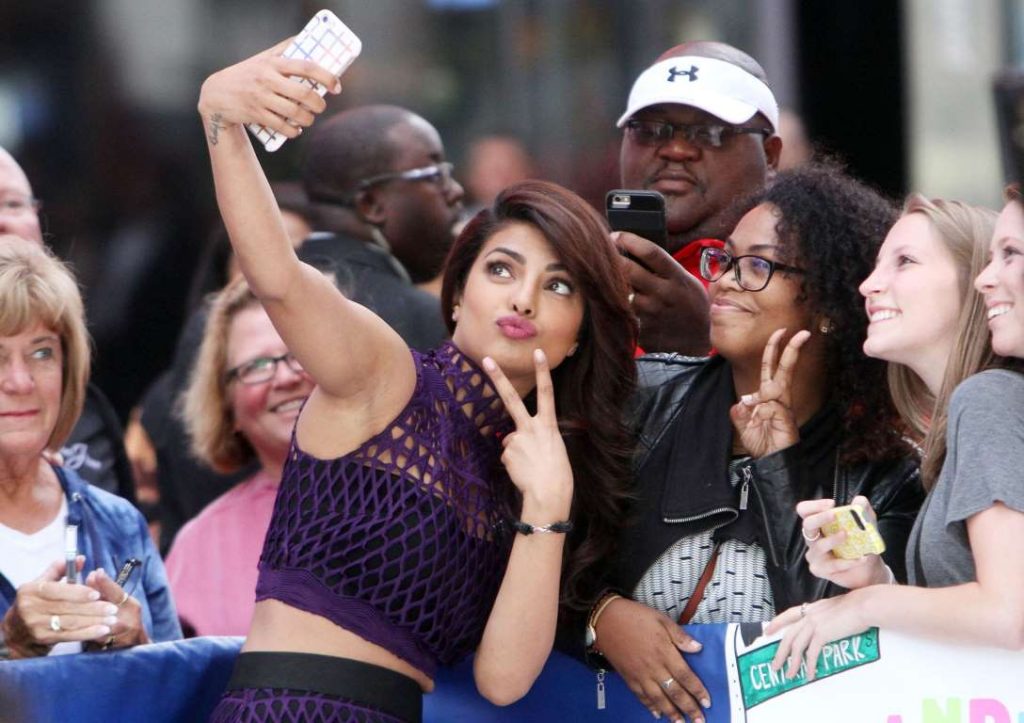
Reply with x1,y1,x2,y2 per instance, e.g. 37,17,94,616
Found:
196,41,636,723
573,162,925,723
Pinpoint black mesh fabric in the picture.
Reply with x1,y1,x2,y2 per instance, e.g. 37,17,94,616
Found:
253,342,516,679
209,688,406,723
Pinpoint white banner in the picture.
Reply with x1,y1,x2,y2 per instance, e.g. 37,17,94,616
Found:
726,626,1024,722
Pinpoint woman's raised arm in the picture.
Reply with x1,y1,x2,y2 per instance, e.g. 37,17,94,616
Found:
196,42,413,409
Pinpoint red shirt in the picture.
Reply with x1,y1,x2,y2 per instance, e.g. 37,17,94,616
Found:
634,237,723,356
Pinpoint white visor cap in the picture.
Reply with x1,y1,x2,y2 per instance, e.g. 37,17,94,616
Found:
617,56,779,132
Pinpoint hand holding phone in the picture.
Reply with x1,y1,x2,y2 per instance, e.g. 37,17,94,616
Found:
821,504,885,560
606,190,668,248
247,10,362,152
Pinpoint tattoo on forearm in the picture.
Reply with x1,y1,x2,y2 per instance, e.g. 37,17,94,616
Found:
208,113,226,146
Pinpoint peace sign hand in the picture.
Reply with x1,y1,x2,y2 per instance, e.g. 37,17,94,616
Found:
482,349,573,518
730,328,810,459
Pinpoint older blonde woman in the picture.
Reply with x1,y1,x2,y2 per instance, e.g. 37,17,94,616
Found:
164,277,314,636
0,236,180,658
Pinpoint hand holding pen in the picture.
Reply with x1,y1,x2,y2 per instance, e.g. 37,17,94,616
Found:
0,557,120,659
84,558,149,650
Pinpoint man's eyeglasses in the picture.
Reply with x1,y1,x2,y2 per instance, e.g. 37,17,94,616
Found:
699,246,806,292
354,162,455,193
0,194,41,216
225,353,305,385
625,119,771,150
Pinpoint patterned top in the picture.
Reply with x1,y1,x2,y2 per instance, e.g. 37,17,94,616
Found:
255,342,515,679
633,457,775,623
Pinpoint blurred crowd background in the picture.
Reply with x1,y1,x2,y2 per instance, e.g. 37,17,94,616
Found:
0,0,1018,422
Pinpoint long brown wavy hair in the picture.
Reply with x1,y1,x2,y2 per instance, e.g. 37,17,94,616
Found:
441,180,638,611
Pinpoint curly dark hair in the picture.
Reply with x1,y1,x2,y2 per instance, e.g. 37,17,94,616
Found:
741,161,910,464
441,180,639,611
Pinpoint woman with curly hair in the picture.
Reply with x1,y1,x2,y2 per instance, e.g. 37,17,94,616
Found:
574,162,924,723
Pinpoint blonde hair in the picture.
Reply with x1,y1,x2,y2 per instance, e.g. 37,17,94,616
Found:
886,195,997,489
0,235,90,449
181,277,261,473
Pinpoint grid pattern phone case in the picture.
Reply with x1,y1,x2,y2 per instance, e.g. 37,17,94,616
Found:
246,10,362,152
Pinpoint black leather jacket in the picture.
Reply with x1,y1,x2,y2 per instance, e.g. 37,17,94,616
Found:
556,354,924,662
622,353,923,606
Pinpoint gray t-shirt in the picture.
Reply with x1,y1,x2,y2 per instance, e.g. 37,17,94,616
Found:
906,369,1024,587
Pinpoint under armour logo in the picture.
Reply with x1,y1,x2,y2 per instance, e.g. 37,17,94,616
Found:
667,65,699,83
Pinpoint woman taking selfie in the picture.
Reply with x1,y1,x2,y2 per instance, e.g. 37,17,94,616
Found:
198,42,636,722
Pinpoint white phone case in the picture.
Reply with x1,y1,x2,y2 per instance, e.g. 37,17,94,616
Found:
247,9,362,152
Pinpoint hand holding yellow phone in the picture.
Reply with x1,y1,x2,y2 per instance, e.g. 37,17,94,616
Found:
821,504,885,559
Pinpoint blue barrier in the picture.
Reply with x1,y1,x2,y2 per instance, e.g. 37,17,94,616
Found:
0,627,731,722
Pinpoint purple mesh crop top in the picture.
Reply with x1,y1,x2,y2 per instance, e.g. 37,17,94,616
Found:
254,342,516,679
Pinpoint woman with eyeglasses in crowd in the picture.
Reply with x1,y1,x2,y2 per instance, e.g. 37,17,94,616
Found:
196,41,637,722
163,276,317,637
767,188,1024,676
573,162,924,723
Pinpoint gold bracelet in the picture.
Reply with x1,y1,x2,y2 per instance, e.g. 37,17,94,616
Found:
585,592,623,653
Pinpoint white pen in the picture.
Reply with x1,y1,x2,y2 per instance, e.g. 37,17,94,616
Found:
64,523,78,584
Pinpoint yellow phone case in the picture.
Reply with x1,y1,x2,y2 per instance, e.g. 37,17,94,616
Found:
821,504,886,559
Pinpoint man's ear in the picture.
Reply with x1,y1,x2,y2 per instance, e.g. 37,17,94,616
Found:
354,187,387,225
764,134,783,171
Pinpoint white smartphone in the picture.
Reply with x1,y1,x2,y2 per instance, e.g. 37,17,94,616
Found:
247,9,362,152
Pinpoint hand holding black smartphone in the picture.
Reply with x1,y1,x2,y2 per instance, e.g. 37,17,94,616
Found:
606,190,668,249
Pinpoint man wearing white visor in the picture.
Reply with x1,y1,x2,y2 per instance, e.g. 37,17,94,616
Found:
615,42,782,355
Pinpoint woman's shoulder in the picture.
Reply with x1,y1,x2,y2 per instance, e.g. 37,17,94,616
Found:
635,352,711,390
62,468,144,526
950,369,1024,416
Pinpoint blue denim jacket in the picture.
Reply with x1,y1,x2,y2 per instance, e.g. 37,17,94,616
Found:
0,466,182,648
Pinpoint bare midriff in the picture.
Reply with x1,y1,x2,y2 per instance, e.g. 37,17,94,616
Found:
241,599,435,692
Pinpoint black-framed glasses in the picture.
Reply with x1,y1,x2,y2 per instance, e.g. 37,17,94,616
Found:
225,352,305,385
354,161,455,193
699,246,806,292
625,119,771,150
0,194,41,216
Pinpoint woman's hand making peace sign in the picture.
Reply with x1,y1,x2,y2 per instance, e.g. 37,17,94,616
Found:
730,328,811,459
482,349,573,519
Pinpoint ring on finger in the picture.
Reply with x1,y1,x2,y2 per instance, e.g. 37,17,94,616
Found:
117,591,130,608
659,676,676,691
801,527,821,543
627,292,636,305
50,614,61,632
800,602,809,619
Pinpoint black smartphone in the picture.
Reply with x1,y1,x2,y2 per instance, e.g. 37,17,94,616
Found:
606,190,668,249
994,69,1024,186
